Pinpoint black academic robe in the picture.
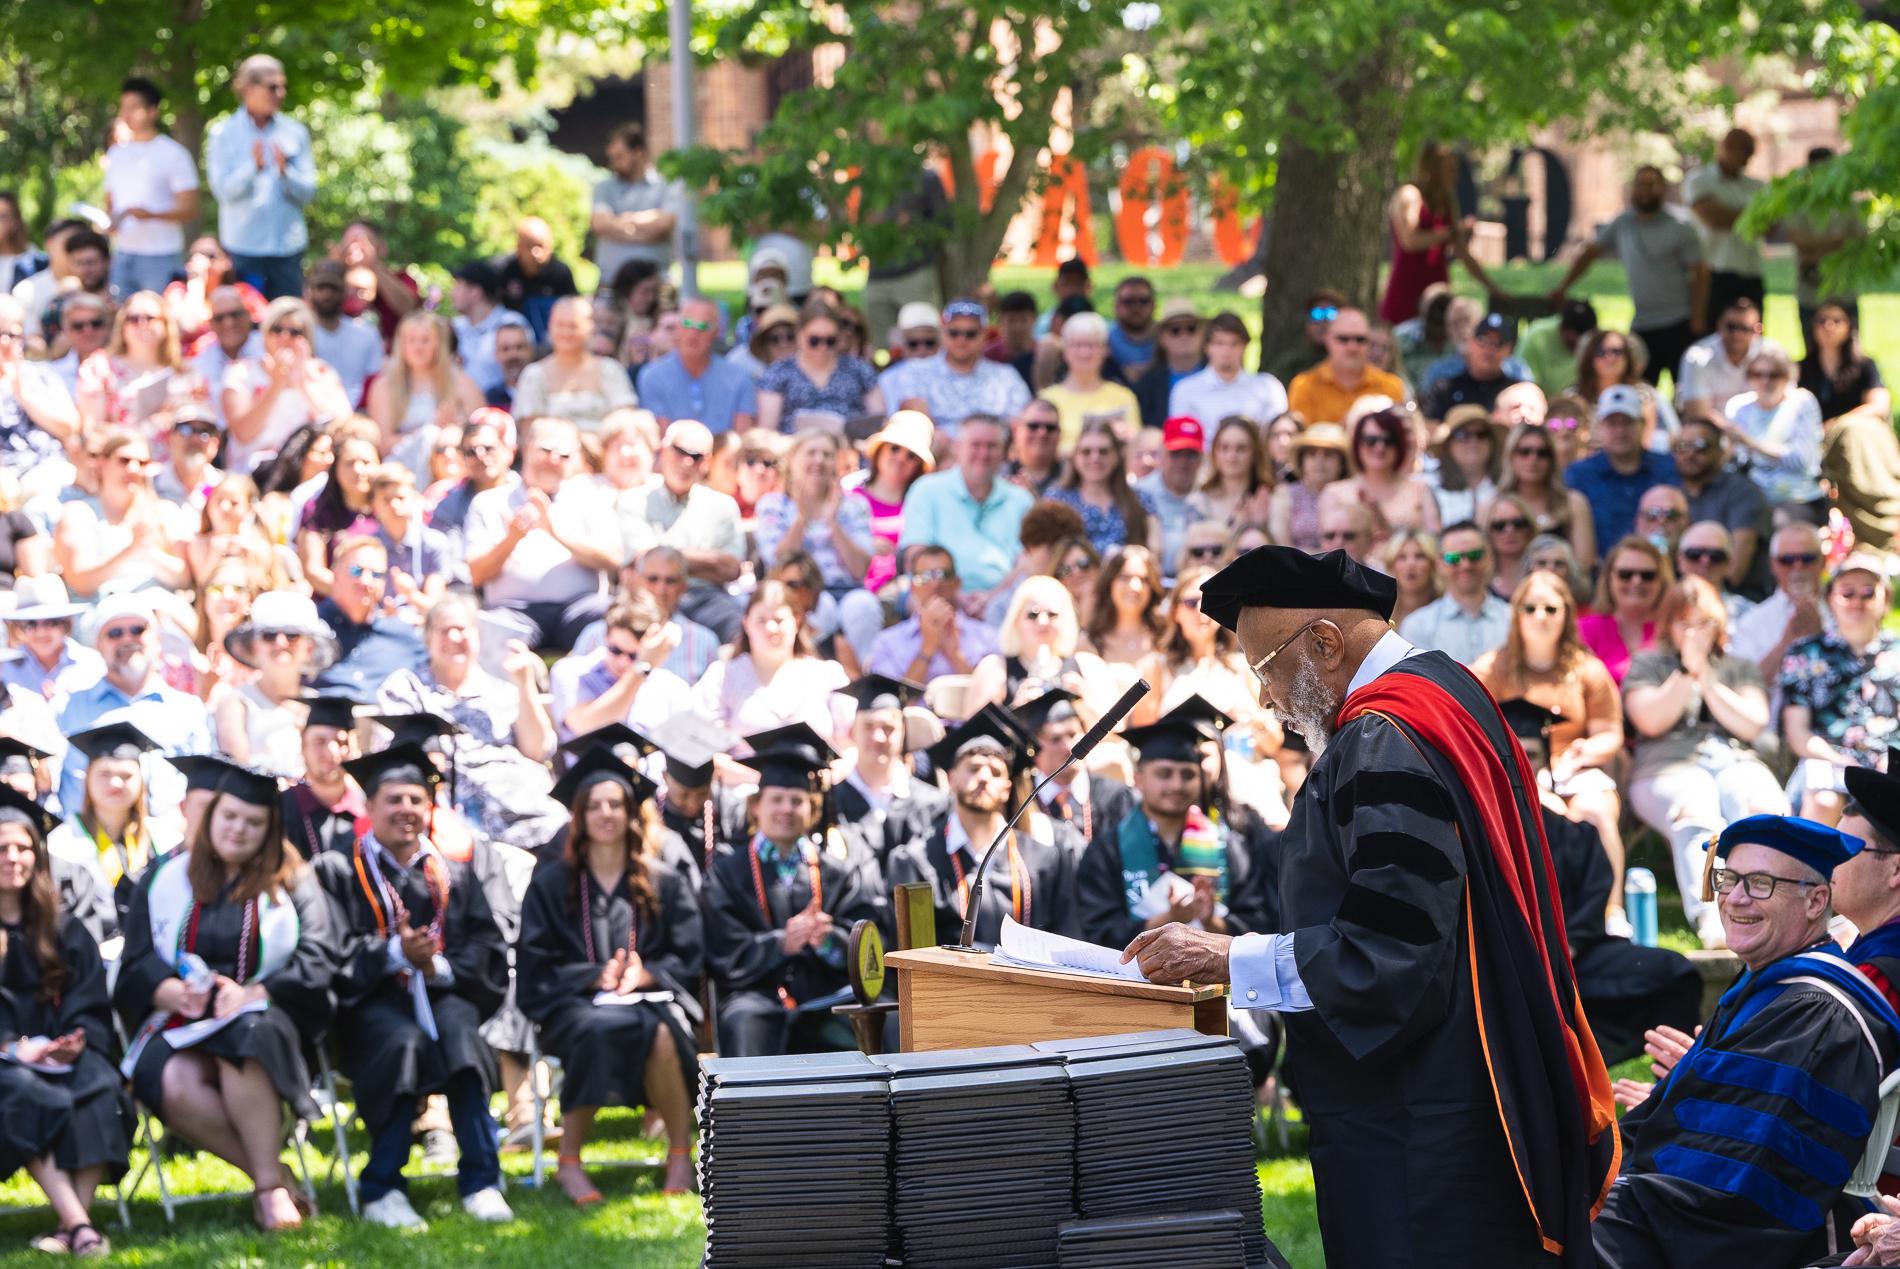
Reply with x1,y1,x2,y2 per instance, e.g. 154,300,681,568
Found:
1543,809,1701,1064
657,789,754,873
1041,773,1135,867
1074,799,1278,953
313,838,509,1129
1598,947,1899,1269
1276,653,1567,1268
703,828,886,1056
113,867,336,1119
282,783,359,860
832,775,947,866
885,810,1075,948
0,916,131,1181
516,855,703,1110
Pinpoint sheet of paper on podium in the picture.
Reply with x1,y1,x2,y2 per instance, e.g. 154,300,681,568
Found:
989,916,1147,983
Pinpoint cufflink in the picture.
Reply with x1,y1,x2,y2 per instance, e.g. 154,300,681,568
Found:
1247,989,1258,1001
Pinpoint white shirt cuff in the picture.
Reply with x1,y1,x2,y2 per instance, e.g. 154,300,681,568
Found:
1228,931,1314,1012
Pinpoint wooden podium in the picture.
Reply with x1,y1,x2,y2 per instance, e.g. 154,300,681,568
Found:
885,946,1228,1052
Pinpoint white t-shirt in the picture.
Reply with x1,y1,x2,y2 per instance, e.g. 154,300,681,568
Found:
465,478,625,607
104,135,199,257
1166,367,1288,437
1676,332,1782,412
1681,165,1765,277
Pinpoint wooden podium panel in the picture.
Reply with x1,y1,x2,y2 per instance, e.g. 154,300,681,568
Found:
886,946,1228,1052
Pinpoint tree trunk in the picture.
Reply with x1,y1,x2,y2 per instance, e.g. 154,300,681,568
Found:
1259,84,1404,365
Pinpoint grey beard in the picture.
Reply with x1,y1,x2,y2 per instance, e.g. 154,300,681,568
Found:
1281,653,1341,757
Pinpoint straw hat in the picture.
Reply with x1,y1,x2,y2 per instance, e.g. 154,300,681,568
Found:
748,302,800,360
866,410,937,472
1430,403,1506,458
1290,422,1351,461
223,591,339,673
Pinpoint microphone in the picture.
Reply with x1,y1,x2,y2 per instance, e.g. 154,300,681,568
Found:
950,680,1151,952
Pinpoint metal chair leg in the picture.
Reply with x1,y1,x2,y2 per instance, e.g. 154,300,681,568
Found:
317,1049,359,1218
142,1109,177,1225
530,1029,547,1190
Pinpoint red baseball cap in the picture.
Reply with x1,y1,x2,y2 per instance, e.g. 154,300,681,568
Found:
1163,416,1205,452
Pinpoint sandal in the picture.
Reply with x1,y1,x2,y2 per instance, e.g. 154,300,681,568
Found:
556,1155,602,1206
29,1229,71,1255
66,1226,108,1260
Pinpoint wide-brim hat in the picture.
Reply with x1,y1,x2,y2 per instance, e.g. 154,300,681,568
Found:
866,410,937,471
224,590,339,673
1289,422,1351,460
748,302,800,359
1429,403,1507,458
1,575,87,623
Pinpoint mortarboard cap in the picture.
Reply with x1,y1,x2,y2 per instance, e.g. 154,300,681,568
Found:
925,704,1033,776
560,723,659,763
551,745,657,808
743,722,839,791
1845,751,1900,851
1498,699,1562,742
1713,813,1863,880
168,754,279,804
836,674,924,715
301,694,362,732
1123,694,1231,765
343,742,442,796
368,712,461,750
1200,546,1398,633
0,735,49,775
664,749,716,788
1012,688,1081,736
67,720,162,764
0,784,60,840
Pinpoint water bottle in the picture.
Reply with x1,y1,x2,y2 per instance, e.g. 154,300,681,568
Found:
1224,727,1254,763
1625,868,1659,947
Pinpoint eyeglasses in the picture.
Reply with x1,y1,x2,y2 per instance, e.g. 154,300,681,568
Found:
268,323,308,337
640,573,683,588
1711,868,1816,900
1053,561,1095,580
345,564,387,581
204,584,248,600
669,445,708,463
1614,568,1659,583
1249,619,1323,684
910,568,952,584
1023,607,1058,623
1511,445,1551,460
1451,429,1489,444
1319,530,1361,544
1681,547,1731,565
460,443,498,458
1639,507,1685,522
1442,548,1487,566
1518,603,1563,617
1185,544,1225,560
1674,438,1714,454
679,317,714,332
1488,517,1530,533
1592,344,1628,359
103,623,148,641
902,337,937,352
1330,333,1368,346
1775,552,1822,568
15,617,69,630
807,334,841,349
534,444,575,461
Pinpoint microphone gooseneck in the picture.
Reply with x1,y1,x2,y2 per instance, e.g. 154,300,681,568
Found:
950,681,1150,952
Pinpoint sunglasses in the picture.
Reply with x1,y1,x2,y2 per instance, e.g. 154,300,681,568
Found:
1309,305,1339,323
910,568,952,584
1546,417,1580,432
1053,561,1095,580
1639,507,1685,522
1024,607,1059,622
679,317,714,332
268,323,308,337
1330,333,1369,346
1512,445,1551,460
174,421,219,438
1161,324,1201,337
1357,434,1397,450
211,311,249,324
1674,438,1714,454
14,617,69,631
1614,568,1659,584
1023,421,1060,435
260,629,308,645
1835,587,1879,602
1117,294,1155,307
1518,603,1563,617
103,623,149,641
765,328,797,344
460,443,498,458
346,564,387,581
1747,370,1786,382
1185,544,1225,560
902,337,937,352
742,454,779,469
1488,517,1531,533
1592,344,1628,359
1320,530,1361,544
944,326,983,340
124,312,163,327
1681,547,1731,565
1442,548,1486,566
1451,429,1489,444
65,318,108,332
807,334,841,349
1775,552,1822,568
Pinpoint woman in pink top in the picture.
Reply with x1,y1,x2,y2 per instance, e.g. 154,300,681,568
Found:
852,410,934,593
1576,535,1672,685
692,581,849,784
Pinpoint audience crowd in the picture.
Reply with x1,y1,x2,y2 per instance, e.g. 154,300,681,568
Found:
2,61,1899,1264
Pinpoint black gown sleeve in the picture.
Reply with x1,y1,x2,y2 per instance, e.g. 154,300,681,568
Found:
260,868,337,1042
311,851,393,1011
443,860,508,1020
111,870,176,1029
703,846,789,994
54,918,115,1055
515,861,601,1025
1290,714,1470,1063
1075,828,1138,950
643,860,705,999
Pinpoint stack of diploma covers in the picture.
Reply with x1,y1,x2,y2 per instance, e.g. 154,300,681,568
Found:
1056,1209,1249,1268
697,1051,893,1268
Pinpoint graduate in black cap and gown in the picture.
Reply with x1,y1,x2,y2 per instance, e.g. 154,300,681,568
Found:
830,674,946,862
1013,688,1134,863
517,747,703,1202
0,738,110,950
887,704,1074,947
1076,695,1277,952
280,694,363,859
48,721,180,946
703,723,887,1056
1122,546,1618,1269
0,786,131,1258
311,743,512,1230
656,738,750,883
1596,815,1900,1269
113,762,335,1232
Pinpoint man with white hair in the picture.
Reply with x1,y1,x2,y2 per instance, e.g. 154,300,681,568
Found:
626,419,746,640
205,54,315,299
189,285,262,427
634,296,758,433
55,594,211,818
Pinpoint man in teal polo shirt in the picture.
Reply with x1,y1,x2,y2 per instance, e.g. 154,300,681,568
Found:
897,413,1032,616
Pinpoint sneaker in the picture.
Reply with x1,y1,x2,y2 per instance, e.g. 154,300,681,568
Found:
418,1127,459,1170
1697,909,1728,950
462,1187,514,1223
363,1190,429,1231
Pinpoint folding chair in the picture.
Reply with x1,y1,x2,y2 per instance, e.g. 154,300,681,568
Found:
525,1027,671,1190
1845,1066,1900,1200
320,1042,507,1205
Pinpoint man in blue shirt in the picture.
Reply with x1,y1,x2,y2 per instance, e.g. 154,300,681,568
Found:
56,594,211,819
204,55,316,299
897,414,1032,611
310,536,429,699
1564,385,1680,550
634,297,757,433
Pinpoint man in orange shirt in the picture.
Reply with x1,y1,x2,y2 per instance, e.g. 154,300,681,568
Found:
1286,307,1407,423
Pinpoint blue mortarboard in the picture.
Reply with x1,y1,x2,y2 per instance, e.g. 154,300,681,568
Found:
1713,813,1864,879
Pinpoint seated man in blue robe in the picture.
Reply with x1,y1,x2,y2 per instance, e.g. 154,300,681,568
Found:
1596,815,1900,1269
